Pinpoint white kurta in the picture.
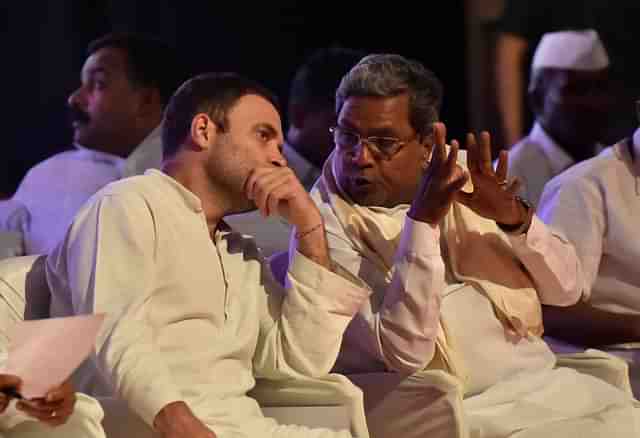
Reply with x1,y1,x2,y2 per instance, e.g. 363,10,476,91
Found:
538,130,640,394
507,123,576,207
311,186,640,437
10,125,163,255
538,132,640,314
46,169,369,438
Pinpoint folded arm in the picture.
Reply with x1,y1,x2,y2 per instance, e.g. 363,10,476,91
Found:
254,247,370,379
324,216,445,375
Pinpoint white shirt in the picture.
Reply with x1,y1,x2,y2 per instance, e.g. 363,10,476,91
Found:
507,122,576,207
283,143,321,191
11,125,163,255
46,170,368,437
539,129,640,315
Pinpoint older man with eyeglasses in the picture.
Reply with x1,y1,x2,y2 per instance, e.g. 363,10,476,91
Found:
300,53,640,438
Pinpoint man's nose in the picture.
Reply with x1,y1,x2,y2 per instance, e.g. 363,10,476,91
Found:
350,141,374,167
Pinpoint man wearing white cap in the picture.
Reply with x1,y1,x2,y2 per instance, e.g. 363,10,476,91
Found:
506,29,613,207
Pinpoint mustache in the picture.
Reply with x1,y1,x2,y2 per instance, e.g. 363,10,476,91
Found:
67,105,90,125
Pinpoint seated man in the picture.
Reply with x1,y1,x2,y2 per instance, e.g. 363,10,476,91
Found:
305,53,639,437
0,374,105,438
538,120,640,394
225,46,365,256
3,32,182,255
46,72,369,438
506,29,613,207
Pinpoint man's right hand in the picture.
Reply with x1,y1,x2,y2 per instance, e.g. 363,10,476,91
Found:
0,374,22,414
407,122,468,226
154,401,217,438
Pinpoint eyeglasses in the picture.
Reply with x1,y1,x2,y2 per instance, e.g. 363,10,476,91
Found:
329,126,414,160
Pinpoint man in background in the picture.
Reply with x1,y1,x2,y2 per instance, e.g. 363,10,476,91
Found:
506,29,612,206
0,32,183,255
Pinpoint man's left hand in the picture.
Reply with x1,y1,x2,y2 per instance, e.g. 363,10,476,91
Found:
16,380,76,427
455,131,527,226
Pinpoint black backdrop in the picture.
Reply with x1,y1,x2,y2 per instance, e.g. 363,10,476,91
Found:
1,1,467,196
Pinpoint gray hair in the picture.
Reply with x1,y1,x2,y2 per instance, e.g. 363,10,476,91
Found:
335,54,443,135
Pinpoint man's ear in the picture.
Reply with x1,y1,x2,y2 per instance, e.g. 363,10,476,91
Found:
189,113,217,151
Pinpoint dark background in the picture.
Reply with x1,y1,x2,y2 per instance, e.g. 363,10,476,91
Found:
1,1,468,196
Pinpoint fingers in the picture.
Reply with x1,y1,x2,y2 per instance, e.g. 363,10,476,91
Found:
432,122,446,147
479,131,494,174
17,398,73,426
0,374,22,391
446,139,460,175
0,395,8,414
465,132,479,173
495,149,509,182
248,167,302,217
505,176,522,195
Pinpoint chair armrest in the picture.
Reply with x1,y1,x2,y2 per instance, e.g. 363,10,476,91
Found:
346,370,468,438
249,373,368,437
556,349,634,396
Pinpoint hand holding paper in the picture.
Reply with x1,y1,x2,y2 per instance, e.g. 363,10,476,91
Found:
2,314,105,400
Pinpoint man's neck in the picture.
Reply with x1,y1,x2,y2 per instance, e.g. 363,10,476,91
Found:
540,123,598,163
162,158,228,234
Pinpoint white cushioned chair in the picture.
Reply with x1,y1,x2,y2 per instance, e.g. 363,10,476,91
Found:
0,255,369,438
0,200,29,260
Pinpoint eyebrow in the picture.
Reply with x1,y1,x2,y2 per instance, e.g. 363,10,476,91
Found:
338,122,400,138
82,67,109,81
253,123,279,137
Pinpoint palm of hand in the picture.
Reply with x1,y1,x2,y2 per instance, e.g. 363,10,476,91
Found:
456,132,523,225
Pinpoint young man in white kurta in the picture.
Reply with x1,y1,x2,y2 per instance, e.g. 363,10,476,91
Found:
538,127,640,393
46,73,370,438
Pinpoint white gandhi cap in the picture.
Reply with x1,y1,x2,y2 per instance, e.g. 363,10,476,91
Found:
531,29,610,71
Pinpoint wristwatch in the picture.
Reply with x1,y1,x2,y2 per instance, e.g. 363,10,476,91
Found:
497,196,534,235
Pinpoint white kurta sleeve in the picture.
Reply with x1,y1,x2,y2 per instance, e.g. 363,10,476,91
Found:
538,177,604,301
327,216,445,374
53,193,182,426
253,250,370,379
506,214,586,306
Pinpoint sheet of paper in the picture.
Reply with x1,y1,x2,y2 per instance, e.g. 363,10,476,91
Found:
2,314,105,399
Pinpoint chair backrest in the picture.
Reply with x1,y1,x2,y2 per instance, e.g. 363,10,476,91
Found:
0,200,30,259
0,232,24,260
0,255,49,337
269,250,289,287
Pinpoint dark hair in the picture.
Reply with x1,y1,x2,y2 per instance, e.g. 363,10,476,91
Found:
336,54,443,135
87,32,183,106
162,72,280,158
288,46,366,120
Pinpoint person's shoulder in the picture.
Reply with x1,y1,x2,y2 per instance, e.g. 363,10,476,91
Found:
551,147,618,186
508,139,545,164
